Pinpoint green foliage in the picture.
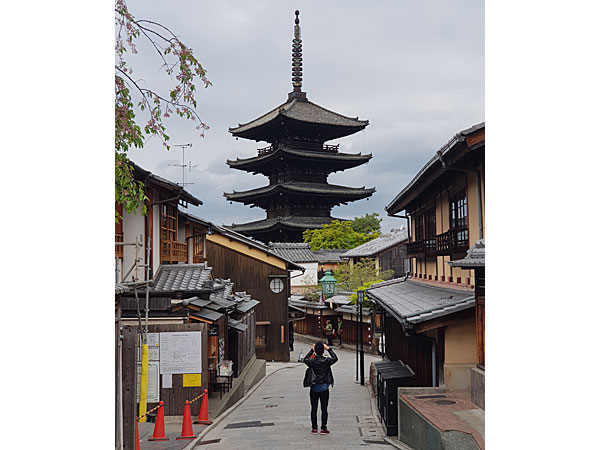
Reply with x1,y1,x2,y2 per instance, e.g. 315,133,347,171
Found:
348,279,386,308
333,258,394,292
351,213,382,235
302,220,380,251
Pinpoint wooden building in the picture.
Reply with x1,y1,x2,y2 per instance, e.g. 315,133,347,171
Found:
342,228,410,279
225,11,374,243
369,122,485,391
179,212,305,362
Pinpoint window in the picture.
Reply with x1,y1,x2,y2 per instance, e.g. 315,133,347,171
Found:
256,325,267,348
414,209,436,250
270,278,284,294
160,203,177,242
450,193,468,246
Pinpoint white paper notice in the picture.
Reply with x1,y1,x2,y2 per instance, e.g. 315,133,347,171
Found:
147,333,160,361
159,331,202,374
162,373,172,389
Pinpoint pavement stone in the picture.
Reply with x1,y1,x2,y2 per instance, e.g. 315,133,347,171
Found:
192,346,391,449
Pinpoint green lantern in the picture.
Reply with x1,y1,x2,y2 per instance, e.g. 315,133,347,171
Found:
319,270,337,300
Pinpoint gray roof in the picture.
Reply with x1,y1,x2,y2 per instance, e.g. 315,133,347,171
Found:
335,305,372,316
225,182,375,202
228,318,249,332
130,160,202,206
289,298,329,310
229,98,368,135
229,216,338,233
268,243,316,263
312,249,349,262
366,278,475,328
151,264,213,293
190,308,223,322
385,122,484,214
342,229,408,258
228,145,371,168
448,239,485,268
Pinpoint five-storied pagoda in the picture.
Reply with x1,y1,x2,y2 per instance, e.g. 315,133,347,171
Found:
225,10,375,243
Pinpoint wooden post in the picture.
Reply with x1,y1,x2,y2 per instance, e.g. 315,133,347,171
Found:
122,326,137,450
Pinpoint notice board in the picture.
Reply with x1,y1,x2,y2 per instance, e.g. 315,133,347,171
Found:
159,331,202,374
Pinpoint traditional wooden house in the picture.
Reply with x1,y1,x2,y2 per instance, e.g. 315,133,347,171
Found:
268,242,319,292
115,161,202,284
342,228,410,278
367,122,484,391
179,212,305,362
225,11,374,243
313,249,349,279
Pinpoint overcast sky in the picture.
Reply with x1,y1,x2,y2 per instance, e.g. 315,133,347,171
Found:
124,0,484,233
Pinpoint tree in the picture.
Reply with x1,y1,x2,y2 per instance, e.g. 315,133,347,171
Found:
115,0,211,220
333,258,394,292
302,219,380,251
351,213,382,235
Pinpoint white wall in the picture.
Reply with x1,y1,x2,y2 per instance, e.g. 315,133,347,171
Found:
291,262,319,286
122,205,146,282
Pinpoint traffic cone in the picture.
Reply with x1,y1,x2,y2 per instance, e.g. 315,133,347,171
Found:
176,400,196,440
136,419,140,450
194,389,213,425
148,401,169,441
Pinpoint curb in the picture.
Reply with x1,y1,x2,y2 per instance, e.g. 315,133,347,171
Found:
183,364,301,450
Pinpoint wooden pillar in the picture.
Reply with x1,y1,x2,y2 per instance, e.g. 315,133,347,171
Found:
122,326,137,450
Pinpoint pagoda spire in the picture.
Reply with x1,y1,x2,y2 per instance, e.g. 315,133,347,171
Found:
289,10,307,101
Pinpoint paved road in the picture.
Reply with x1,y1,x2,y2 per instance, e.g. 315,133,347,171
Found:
193,345,394,449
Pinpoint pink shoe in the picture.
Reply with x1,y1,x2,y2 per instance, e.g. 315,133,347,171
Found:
320,429,330,434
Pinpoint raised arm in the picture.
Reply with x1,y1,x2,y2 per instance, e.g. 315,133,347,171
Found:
303,348,315,367
324,345,338,365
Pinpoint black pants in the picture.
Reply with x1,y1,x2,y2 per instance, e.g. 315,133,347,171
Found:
310,388,329,430
326,335,333,346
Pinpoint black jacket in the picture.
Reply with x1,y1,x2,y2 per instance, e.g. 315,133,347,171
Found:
303,348,338,386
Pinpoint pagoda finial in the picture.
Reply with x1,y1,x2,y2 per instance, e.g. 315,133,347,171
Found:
292,10,303,93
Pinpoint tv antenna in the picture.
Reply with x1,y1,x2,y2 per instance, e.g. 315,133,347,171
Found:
168,143,199,187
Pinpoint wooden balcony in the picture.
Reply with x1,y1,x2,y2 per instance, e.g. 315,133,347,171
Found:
407,230,469,257
161,240,188,263
115,234,123,258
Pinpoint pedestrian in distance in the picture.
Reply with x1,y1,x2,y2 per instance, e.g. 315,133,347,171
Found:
303,342,338,434
324,320,333,347
337,317,343,348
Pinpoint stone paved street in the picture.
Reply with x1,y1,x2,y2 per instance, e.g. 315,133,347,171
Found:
192,345,394,449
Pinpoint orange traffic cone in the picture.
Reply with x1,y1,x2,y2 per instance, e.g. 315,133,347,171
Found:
136,419,141,450
149,401,169,441
194,389,213,425
176,400,196,440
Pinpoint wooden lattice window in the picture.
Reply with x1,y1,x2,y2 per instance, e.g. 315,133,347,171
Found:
256,325,267,348
450,193,468,246
160,203,177,242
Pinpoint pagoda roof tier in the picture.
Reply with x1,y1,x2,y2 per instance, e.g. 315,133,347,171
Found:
227,144,372,174
229,97,369,142
228,215,340,234
224,182,375,207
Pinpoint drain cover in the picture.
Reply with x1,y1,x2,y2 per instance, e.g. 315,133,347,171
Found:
197,439,222,445
224,421,275,429
265,404,278,408
434,400,457,405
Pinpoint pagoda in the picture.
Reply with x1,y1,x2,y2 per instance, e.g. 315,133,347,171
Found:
225,10,375,243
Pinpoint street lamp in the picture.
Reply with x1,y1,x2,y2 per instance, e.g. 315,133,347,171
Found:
357,290,365,386
319,270,337,300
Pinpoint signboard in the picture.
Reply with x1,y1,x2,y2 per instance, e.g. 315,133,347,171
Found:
182,374,202,387
159,332,202,374
208,324,219,336
136,362,160,403
137,333,160,361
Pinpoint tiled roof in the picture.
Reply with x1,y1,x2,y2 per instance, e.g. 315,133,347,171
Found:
385,122,484,215
229,98,368,135
129,160,202,206
225,182,375,201
268,242,316,263
312,249,349,262
366,278,474,328
448,239,485,268
227,145,371,168
342,229,408,258
151,264,213,293
229,216,338,232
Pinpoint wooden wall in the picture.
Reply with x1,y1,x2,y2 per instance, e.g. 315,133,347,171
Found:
142,323,208,417
206,240,290,361
383,313,433,387
293,311,372,346
228,310,256,376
